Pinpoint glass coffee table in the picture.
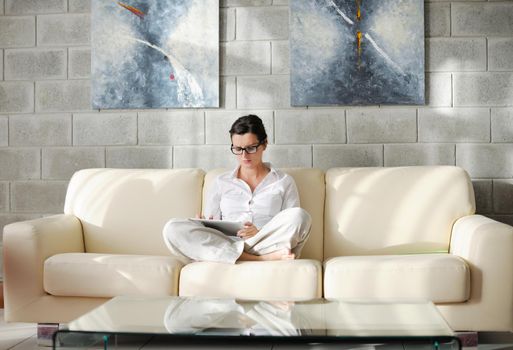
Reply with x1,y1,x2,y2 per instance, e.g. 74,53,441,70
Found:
53,296,460,349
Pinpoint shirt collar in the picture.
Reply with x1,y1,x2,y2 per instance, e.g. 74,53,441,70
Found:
229,162,275,180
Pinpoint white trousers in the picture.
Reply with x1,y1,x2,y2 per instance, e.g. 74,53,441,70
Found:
162,207,312,264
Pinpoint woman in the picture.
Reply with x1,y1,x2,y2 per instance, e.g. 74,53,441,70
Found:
162,114,311,264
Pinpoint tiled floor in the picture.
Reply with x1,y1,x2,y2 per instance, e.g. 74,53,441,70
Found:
1,310,512,350
0,310,37,350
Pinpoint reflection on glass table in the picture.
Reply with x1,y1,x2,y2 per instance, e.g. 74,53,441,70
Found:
54,296,460,350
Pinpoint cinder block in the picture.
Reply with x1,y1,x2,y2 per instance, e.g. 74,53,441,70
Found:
454,73,513,107
221,41,271,76
0,148,40,180
0,117,7,147
0,16,35,48
69,47,90,78
174,145,238,170
313,144,383,170
0,50,3,80
221,77,236,109
221,0,271,7
221,8,235,41
493,180,513,214
42,147,105,180
0,82,34,114
264,145,312,168
4,48,67,80
0,182,8,212
37,14,90,46
6,0,66,14
456,144,513,178
236,7,288,40
452,3,513,36
275,109,345,144
273,0,288,4
237,76,290,109
425,3,450,37
0,0,3,15
472,179,493,214
426,38,486,72
35,80,91,112
272,40,289,74
425,73,452,107
488,38,513,71
9,114,72,146
347,108,416,144
69,0,90,13
73,113,137,146
205,110,273,144
419,108,490,143
384,144,455,167
492,108,513,143
106,147,173,169
138,111,204,145
11,181,68,213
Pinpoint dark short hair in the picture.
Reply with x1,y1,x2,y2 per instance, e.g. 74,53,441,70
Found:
229,114,268,143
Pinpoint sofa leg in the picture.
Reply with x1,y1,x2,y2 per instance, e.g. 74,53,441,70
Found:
37,323,59,347
455,331,478,347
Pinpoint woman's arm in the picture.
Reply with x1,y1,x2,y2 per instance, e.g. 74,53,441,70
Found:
281,176,300,210
203,177,222,219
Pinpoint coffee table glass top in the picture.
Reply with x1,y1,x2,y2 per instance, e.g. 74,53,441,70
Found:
63,296,454,339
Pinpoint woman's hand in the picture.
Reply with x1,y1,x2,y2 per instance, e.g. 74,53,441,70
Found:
195,213,213,219
237,222,258,239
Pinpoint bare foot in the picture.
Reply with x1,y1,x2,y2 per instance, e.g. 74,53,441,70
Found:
238,249,295,262
263,248,295,261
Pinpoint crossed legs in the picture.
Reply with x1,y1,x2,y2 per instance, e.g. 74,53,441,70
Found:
162,207,312,264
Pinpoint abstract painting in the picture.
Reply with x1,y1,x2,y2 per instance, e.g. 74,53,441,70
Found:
92,0,219,109
290,0,425,106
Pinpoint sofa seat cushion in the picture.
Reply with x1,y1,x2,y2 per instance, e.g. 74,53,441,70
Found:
44,253,183,298
179,259,322,300
324,254,470,303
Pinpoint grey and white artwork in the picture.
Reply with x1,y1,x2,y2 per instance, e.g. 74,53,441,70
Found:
92,0,219,109
290,0,425,106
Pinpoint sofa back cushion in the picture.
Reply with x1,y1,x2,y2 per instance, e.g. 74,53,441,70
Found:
324,166,475,258
204,168,325,261
64,168,205,255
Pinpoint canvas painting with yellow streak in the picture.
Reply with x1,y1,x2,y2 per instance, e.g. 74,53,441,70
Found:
290,0,425,106
92,0,219,108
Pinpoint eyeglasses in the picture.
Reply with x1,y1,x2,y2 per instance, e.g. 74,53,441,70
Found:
230,142,263,155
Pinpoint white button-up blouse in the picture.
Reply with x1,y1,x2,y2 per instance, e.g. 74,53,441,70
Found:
204,164,300,229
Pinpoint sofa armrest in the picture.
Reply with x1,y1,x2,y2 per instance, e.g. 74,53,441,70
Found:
3,214,84,322
447,214,513,330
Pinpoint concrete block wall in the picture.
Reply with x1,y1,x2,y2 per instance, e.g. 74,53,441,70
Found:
1,0,513,277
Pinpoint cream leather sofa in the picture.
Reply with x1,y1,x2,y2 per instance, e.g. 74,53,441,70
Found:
3,166,513,332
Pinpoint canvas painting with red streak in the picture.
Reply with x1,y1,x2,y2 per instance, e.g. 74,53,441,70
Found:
92,0,219,108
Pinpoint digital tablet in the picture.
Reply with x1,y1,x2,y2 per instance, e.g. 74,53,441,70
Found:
190,218,243,236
